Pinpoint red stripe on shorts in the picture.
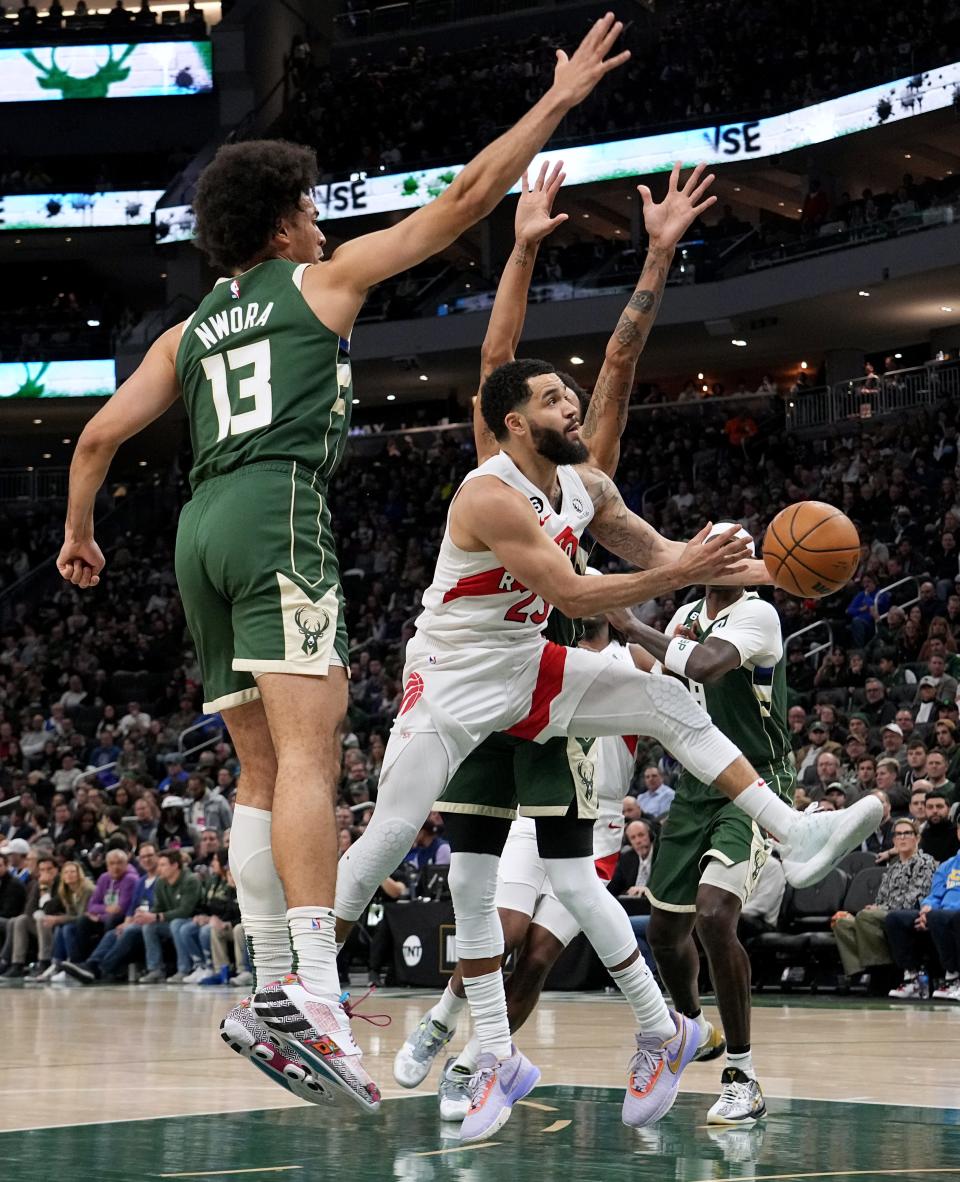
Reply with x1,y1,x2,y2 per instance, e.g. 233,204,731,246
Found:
622,735,639,756
505,642,567,741
594,851,619,882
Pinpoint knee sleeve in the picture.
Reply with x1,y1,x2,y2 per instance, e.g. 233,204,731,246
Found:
335,731,449,923
448,852,504,960
543,856,636,966
231,804,286,915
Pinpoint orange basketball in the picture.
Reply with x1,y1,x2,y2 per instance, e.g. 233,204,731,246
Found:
762,501,861,598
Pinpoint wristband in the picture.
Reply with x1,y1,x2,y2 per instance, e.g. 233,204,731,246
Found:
664,635,697,677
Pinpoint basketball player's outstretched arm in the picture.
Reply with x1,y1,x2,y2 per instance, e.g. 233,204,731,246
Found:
580,163,716,476
473,160,569,463
310,14,629,333
451,477,750,618
57,326,182,588
579,465,773,586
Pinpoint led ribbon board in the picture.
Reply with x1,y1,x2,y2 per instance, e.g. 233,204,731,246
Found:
0,360,116,399
0,41,212,101
0,189,164,230
150,59,960,243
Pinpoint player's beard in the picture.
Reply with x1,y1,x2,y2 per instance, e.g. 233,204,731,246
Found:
530,422,589,465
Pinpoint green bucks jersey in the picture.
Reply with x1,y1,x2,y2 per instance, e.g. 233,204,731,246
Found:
666,592,789,772
175,259,352,490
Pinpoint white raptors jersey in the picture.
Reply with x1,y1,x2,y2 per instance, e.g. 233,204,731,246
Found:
415,451,594,648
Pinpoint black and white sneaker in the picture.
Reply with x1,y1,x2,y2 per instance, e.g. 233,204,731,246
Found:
707,1067,767,1125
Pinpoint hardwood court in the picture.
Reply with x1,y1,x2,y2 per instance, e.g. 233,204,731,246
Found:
3,984,959,1181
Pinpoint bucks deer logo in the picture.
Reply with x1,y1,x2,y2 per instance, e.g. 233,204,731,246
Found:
23,45,137,100
294,606,330,656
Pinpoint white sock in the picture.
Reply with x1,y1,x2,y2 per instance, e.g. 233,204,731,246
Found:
431,983,466,1030
287,906,341,998
610,957,675,1041
727,1048,755,1079
452,1034,481,1074
231,804,292,990
462,972,512,1060
690,1009,710,1043
733,780,797,842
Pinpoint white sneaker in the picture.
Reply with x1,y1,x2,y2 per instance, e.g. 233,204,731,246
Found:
780,795,884,887
888,977,923,999
51,970,68,983
707,1068,767,1125
437,1057,472,1121
252,973,381,1112
37,963,60,982
933,980,960,1001
183,965,209,984
394,1010,455,1088
230,971,254,987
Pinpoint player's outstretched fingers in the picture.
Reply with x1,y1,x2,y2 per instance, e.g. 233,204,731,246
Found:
689,172,716,205
681,163,706,194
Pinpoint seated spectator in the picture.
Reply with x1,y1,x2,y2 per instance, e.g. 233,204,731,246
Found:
924,750,956,804
155,797,199,852
404,821,451,870
886,824,960,999
932,720,960,783
875,758,909,813
607,819,656,974
184,774,232,837
175,848,237,983
621,795,643,823
1,853,58,978
59,843,159,984
908,783,930,823
191,827,221,874
158,756,189,795
880,723,908,771
834,818,935,984
738,853,786,942
132,795,160,845
118,701,151,739
1,837,31,884
822,783,848,810
861,678,897,728
795,721,841,774
637,765,674,820
137,849,202,984
915,676,943,728
904,739,929,788
0,850,28,972
921,792,960,862
38,859,94,981
802,749,842,797
62,848,140,966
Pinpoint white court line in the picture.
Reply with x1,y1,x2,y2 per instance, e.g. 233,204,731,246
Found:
157,1169,302,1179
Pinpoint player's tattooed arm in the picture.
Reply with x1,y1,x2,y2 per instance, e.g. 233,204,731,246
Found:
579,465,769,585
581,164,717,477
475,162,568,463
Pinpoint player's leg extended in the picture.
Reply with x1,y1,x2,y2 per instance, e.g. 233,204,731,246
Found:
534,810,698,1128
565,656,882,885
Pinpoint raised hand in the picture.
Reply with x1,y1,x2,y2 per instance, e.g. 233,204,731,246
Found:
515,160,568,246
551,12,631,110
676,523,751,585
638,163,717,250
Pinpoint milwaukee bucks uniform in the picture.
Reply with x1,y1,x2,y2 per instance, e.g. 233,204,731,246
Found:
173,259,352,711
646,591,794,911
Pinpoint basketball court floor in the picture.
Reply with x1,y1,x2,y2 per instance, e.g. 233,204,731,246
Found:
4,983,959,1181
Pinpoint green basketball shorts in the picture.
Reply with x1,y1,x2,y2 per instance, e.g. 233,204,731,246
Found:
645,762,794,912
437,732,599,821
175,461,349,712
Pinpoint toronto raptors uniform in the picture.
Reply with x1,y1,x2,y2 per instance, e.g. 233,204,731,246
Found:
496,642,639,946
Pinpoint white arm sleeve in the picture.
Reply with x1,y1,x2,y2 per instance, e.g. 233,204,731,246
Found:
713,599,784,668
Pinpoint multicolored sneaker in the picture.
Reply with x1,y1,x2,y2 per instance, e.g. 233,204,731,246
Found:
707,1067,767,1125
780,795,884,888
438,1057,472,1121
252,974,382,1113
459,1046,540,1143
219,996,331,1106
932,979,960,1000
693,1020,726,1062
394,1011,455,1088
888,977,923,1000
622,1012,698,1128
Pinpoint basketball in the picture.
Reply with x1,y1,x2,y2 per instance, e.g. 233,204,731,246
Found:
763,501,861,598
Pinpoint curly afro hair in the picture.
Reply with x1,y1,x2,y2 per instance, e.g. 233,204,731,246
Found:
192,139,318,272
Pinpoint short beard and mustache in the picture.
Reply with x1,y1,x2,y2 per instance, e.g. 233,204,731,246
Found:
529,421,589,465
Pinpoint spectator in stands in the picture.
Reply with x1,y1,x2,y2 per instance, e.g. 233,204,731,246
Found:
738,853,786,943
932,721,960,782
796,720,841,773
875,758,909,813
886,824,960,999
915,677,944,728
1,853,58,978
155,797,198,852
65,847,139,963
802,749,842,796
118,701,151,738
861,678,897,728
608,819,655,896
134,0,155,26
184,774,232,836
880,722,908,770
861,789,895,854
175,848,235,983
622,796,642,824
158,756,189,795
637,765,675,820
39,859,93,981
138,849,202,984
403,821,450,870
924,750,956,803
908,784,930,823
132,795,159,845
107,0,132,24
191,828,221,875
921,792,960,863
833,818,935,986
904,739,929,788
1,837,31,883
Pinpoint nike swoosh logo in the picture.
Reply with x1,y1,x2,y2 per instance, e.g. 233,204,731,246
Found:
608,823,621,829
666,1023,688,1074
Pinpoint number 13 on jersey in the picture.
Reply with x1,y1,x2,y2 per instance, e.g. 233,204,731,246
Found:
201,339,273,441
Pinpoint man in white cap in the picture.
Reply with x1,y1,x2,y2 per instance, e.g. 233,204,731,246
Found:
1,838,31,885
625,524,791,1127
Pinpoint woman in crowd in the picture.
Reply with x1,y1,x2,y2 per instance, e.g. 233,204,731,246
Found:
38,860,94,982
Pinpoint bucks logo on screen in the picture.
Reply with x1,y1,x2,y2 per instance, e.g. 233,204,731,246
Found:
23,45,136,99
294,606,330,657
